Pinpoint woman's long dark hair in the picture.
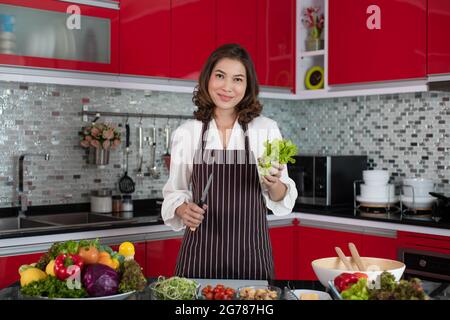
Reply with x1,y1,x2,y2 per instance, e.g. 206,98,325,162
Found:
192,43,263,125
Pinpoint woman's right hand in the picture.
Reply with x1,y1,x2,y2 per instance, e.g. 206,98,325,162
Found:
175,202,207,229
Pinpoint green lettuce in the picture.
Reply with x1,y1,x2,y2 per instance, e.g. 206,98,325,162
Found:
258,139,298,176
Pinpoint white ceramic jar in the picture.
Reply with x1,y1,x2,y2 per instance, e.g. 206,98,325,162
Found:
90,189,112,213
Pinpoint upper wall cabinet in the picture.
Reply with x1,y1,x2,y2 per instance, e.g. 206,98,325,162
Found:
328,0,427,85
216,0,257,68
257,0,296,90
171,0,215,80
0,0,119,73
428,0,450,76
120,0,170,78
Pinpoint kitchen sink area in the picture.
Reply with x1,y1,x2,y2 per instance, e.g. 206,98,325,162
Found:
0,216,57,232
0,212,139,235
25,212,129,226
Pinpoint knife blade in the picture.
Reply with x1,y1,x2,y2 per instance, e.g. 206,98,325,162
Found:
190,173,213,231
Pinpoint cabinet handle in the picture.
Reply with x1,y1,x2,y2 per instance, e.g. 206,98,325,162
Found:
58,0,120,10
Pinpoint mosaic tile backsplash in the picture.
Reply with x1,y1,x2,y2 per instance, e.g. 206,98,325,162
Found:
0,80,449,208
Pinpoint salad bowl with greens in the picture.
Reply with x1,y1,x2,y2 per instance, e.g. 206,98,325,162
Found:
149,276,200,300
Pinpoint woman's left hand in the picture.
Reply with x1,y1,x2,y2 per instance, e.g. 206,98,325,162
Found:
261,164,287,201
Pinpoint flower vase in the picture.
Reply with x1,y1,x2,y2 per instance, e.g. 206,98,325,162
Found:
88,146,110,165
305,37,324,51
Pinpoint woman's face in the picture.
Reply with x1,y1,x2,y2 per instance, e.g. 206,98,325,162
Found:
208,58,247,113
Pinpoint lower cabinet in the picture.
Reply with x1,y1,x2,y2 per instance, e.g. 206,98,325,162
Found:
269,226,296,280
297,226,364,280
0,252,45,289
361,234,398,261
397,231,450,255
145,238,183,278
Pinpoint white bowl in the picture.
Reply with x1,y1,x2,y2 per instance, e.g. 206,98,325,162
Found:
311,257,405,288
402,178,435,197
363,170,389,186
360,184,395,200
400,195,436,209
403,178,434,187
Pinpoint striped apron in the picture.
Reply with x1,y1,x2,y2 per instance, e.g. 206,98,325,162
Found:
175,121,274,280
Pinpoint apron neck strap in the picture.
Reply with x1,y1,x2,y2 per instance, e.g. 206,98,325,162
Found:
200,120,250,152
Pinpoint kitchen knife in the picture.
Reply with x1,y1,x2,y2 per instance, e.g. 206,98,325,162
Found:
190,173,213,231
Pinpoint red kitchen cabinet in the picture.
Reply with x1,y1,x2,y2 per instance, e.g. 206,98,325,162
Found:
428,0,450,75
361,234,398,260
0,252,45,289
0,0,119,73
120,0,170,78
110,241,146,274
297,225,363,280
328,0,427,85
171,0,215,80
216,0,257,66
397,231,450,255
269,225,296,280
146,237,183,277
256,0,295,90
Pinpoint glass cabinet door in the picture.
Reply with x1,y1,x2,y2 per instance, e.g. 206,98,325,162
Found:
0,0,119,73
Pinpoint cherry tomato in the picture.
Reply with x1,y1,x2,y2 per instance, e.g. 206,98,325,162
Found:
202,285,212,295
225,288,235,296
214,292,225,300
204,292,214,300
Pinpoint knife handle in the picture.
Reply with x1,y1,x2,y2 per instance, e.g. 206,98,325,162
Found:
190,200,204,232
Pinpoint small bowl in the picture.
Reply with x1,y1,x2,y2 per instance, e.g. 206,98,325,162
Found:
400,195,436,209
149,280,200,300
236,285,282,300
311,257,405,288
402,178,435,197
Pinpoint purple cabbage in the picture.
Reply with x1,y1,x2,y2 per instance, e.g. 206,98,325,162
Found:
82,264,119,297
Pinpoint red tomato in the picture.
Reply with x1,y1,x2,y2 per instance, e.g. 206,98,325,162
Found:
214,292,225,300
202,285,212,295
78,246,99,265
225,288,235,296
204,292,214,300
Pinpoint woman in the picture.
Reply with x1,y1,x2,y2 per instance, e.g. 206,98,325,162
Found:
161,43,297,280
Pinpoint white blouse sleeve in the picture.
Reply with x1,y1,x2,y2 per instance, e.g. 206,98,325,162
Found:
260,122,298,216
161,125,195,231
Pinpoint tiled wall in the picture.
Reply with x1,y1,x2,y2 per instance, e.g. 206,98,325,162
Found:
0,81,449,208
283,92,450,193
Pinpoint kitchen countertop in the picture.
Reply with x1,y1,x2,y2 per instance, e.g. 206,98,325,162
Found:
0,279,325,300
0,202,449,254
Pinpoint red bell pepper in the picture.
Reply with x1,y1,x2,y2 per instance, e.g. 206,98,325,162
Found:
334,272,360,292
54,253,84,280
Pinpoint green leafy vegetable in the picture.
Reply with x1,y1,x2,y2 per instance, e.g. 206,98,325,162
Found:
341,278,369,300
20,276,87,298
150,276,198,300
118,260,147,293
339,271,429,300
258,139,298,176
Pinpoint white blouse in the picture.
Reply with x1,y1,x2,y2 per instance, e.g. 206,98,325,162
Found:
161,115,298,231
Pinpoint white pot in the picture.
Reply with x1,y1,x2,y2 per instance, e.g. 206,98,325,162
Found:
360,183,395,200
402,178,434,197
363,170,389,186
